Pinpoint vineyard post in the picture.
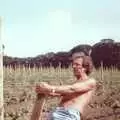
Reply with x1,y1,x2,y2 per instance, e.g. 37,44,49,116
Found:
0,17,4,120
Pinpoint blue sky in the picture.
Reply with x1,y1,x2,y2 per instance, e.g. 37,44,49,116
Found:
0,0,120,57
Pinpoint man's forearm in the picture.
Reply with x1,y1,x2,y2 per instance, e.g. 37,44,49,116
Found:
53,85,76,95
52,85,86,95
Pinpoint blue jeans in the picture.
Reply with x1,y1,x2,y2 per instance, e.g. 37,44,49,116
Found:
47,107,81,120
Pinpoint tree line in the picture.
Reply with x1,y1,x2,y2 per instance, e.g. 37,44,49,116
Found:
3,39,120,70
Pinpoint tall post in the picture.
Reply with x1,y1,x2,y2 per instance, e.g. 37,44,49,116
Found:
0,17,4,120
100,61,104,81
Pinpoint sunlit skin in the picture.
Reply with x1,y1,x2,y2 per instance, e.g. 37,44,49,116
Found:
36,57,96,115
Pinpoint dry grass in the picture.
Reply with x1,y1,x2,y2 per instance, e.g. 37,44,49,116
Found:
4,66,120,120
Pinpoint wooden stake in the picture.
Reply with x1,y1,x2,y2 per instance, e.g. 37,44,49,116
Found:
30,94,46,120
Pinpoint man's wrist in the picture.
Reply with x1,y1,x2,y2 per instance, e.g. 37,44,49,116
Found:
51,86,55,94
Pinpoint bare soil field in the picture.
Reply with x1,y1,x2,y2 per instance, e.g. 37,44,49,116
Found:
4,67,120,120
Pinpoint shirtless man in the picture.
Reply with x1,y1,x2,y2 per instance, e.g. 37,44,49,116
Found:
35,52,96,120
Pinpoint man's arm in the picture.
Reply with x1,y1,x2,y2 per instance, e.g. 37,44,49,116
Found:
36,79,96,96
52,78,96,95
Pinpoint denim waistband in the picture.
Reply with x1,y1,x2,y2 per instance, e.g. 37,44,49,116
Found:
47,107,81,120
55,107,80,116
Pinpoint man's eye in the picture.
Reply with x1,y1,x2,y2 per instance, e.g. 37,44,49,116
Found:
73,64,81,67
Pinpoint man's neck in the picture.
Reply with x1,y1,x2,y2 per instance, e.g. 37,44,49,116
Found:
76,74,88,81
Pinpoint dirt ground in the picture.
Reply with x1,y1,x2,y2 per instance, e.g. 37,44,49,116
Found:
4,68,120,120
4,82,120,120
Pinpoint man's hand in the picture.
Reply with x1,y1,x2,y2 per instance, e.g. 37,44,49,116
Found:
35,82,61,97
35,82,51,94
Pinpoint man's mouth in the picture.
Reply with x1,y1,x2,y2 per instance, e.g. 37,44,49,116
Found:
74,69,79,73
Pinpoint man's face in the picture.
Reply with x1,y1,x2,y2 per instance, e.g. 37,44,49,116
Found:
72,57,85,77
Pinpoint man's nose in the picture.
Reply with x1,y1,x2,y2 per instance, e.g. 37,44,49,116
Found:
72,64,76,68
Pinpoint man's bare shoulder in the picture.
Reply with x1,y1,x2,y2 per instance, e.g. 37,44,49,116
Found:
72,77,96,89
88,77,97,89
89,77,96,83
74,77,96,84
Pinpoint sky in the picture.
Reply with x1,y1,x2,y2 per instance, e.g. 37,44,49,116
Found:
0,0,120,57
